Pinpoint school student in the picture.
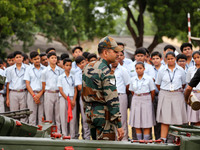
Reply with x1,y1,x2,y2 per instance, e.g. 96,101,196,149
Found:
75,56,90,140
39,53,48,67
151,51,165,139
71,46,83,74
41,52,63,133
6,51,28,122
128,48,155,79
156,52,187,143
58,58,77,137
111,60,130,141
6,53,15,67
129,62,155,140
176,54,187,72
87,53,97,62
24,51,46,125
186,51,200,126
180,43,195,71
161,45,176,66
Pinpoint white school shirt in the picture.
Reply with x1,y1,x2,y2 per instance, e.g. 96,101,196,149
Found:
155,65,186,90
24,64,46,91
0,69,5,94
57,72,75,97
75,67,82,86
71,61,80,75
186,66,200,90
129,74,155,94
153,64,165,93
114,64,130,94
6,63,28,90
41,65,62,91
185,58,195,72
128,61,155,79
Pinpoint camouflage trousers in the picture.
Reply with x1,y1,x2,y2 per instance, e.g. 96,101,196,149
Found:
85,104,116,140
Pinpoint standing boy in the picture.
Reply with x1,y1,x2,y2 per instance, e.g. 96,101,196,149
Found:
41,52,63,132
176,54,187,72
58,58,77,138
161,45,176,66
6,51,28,122
39,53,48,67
24,51,46,125
111,60,130,141
75,56,90,140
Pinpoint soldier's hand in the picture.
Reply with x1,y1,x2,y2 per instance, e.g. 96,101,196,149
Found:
117,127,124,141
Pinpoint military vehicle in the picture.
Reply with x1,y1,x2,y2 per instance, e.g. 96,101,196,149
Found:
0,110,200,150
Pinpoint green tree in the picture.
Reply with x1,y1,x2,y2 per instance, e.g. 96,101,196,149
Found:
0,0,63,57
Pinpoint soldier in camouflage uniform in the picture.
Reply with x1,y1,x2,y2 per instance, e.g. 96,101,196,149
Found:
82,36,124,141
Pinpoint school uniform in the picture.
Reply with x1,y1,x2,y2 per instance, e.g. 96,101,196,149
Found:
75,67,90,140
122,58,133,70
114,64,130,141
186,66,200,123
128,61,155,79
0,69,5,113
57,72,76,137
185,58,195,71
129,74,156,128
71,61,80,75
24,64,46,125
41,65,63,133
6,63,28,122
156,65,187,125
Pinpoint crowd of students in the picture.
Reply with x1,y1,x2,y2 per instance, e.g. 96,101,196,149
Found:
0,42,199,142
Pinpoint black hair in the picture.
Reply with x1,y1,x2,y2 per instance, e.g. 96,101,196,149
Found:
75,56,85,64
60,53,69,60
87,53,97,61
165,51,175,58
83,52,90,59
13,51,23,57
135,47,146,56
57,56,61,61
39,53,46,57
30,51,39,59
22,53,29,62
47,52,57,58
63,58,72,65
192,51,200,57
7,53,14,59
144,48,150,55
0,59,3,65
176,54,187,62
151,51,162,58
117,42,124,47
164,45,176,52
135,61,145,68
180,43,193,52
72,46,83,53
46,47,56,54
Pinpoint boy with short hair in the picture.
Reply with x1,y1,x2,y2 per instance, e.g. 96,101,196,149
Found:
23,53,30,65
24,51,46,125
161,45,176,65
41,52,62,132
59,53,70,69
39,53,48,67
180,43,194,70
75,56,90,140
6,51,28,122
58,58,77,137
87,53,97,62
46,47,56,54
6,53,15,67
176,54,187,72
71,46,83,74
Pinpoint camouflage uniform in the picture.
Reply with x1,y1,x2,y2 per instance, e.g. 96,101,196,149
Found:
82,58,122,140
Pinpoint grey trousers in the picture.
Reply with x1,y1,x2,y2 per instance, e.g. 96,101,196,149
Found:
27,92,44,126
60,96,76,138
79,97,90,140
9,91,27,122
0,94,5,113
44,92,61,133
119,93,128,141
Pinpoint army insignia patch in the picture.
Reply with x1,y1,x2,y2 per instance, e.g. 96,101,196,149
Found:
110,78,115,85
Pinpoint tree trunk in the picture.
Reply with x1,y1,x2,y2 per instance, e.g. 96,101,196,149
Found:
147,34,162,53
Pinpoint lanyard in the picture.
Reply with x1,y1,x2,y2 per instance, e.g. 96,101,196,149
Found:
167,68,177,83
33,67,42,79
15,67,24,78
65,76,74,86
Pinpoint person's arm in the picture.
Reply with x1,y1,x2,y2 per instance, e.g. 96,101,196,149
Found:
184,85,193,104
150,90,155,102
156,85,160,91
6,82,10,107
26,80,40,104
71,87,77,109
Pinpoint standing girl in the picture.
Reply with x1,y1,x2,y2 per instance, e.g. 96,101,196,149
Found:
129,62,155,140
186,51,200,126
156,52,187,143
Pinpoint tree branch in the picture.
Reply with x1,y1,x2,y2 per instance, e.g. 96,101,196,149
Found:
125,6,137,25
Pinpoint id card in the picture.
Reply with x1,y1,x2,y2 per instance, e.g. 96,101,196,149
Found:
170,84,174,91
